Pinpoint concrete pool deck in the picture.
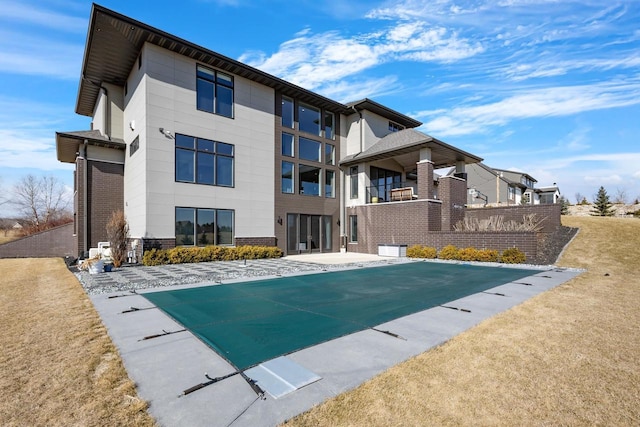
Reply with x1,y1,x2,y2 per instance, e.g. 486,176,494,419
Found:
87,257,583,427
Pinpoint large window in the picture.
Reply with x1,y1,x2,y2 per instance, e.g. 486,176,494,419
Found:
325,170,335,198
175,134,234,187
298,103,321,136
324,112,335,140
299,164,321,196
325,143,335,165
299,137,321,162
282,97,294,128
370,166,401,202
196,65,234,118
282,133,294,157
349,215,358,242
350,166,359,199
175,207,234,246
282,161,294,194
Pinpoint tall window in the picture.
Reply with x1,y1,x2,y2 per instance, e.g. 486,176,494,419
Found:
282,161,294,194
175,207,234,246
196,65,234,118
282,133,294,157
298,103,321,136
325,143,335,165
370,166,402,202
282,97,294,128
324,112,335,140
325,170,335,198
175,134,234,187
350,166,359,199
349,215,358,242
299,165,321,196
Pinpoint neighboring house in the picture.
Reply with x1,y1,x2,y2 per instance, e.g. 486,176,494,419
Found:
460,163,560,207
59,5,562,261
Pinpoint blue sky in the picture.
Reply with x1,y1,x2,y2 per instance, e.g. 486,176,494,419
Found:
1,0,639,215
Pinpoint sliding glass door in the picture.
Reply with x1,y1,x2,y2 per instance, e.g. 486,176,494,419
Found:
287,213,332,254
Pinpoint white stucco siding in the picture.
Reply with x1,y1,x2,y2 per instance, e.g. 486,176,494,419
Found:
140,44,276,241
361,110,393,151
122,48,148,240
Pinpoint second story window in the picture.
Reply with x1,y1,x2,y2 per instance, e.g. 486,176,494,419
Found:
175,133,234,187
298,103,321,136
196,65,234,118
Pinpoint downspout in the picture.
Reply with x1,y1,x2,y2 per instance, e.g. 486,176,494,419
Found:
100,85,111,140
81,140,88,256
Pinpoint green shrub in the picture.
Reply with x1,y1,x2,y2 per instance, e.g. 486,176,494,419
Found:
438,244,460,260
406,245,437,259
501,247,526,264
141,245,283,266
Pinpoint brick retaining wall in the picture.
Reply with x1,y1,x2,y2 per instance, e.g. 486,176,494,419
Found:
0,223,75,258
465,204,561,232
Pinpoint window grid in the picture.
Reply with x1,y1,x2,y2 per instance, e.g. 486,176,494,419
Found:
175,134,234,187
196,64,234,118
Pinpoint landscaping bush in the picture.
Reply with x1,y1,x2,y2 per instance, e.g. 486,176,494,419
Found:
501,247,526,264
141,245,283,266
475,248,500,262
406,245,437,259
106,210,129,268
457,247,479,261
438,244,460,260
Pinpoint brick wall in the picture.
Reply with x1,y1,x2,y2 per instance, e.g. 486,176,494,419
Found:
439,176,467,231
235,237,277,247
465,204,561,232
347,201,555,263
0,223,75,258
347,199,442,254
87,161,124,250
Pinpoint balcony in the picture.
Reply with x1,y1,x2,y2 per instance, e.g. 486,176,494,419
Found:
366,182,419,203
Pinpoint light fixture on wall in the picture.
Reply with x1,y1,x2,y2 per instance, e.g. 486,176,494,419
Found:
277,216,283,225
159,127,174,139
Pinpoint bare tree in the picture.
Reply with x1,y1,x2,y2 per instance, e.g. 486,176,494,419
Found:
613,188,627,204
12,174,71,233
575,192,586,204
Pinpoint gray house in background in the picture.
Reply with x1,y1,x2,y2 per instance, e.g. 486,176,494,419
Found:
458,163,561,207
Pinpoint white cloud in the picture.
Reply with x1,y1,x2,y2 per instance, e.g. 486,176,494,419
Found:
633,171,640,179
417,79,640,136
0,0,87,33
240,22,482,92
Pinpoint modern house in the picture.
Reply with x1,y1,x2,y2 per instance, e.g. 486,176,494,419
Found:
55,5,560,263
460,163,561,207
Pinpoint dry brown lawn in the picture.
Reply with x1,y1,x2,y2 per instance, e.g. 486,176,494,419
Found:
287,216,640,426
0,258,155,426
1,217,638,426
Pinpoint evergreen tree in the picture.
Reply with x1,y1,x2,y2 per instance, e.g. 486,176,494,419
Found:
590,186,616,216
558,196,570,215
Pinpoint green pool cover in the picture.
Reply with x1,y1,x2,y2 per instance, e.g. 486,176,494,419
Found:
143,262,537,370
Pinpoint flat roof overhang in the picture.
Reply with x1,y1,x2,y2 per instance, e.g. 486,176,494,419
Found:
76,4,350,117
56,130,125,163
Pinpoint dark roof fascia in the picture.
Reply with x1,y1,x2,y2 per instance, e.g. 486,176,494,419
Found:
77,4,350,116
56,130,125,163
346,98,422,128
493,167,538,183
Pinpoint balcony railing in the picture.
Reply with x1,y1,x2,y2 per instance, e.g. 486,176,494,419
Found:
366,182,418,203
